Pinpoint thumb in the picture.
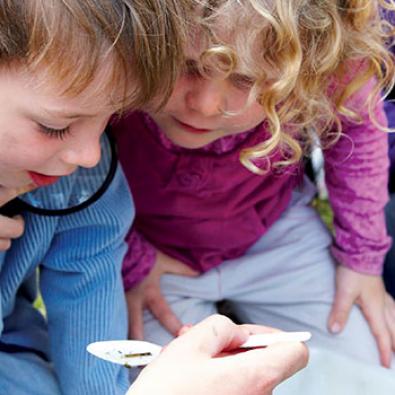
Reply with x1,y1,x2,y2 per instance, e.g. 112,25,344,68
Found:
161,256,199,277
328,288,355,334
169,315,247,357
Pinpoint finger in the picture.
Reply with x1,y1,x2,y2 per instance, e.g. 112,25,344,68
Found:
0,215,25,239
222,341,309,392
127,298,145,340
360,301,392,368
384,294,395,352
168,314,248,356
147,290,182,336
161,258,199,277
0,238,12,251
328,288,355,334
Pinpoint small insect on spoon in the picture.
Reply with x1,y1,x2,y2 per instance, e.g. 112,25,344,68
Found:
87,331,312,368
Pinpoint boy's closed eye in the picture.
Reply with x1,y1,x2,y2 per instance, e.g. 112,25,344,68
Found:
38,124,71,140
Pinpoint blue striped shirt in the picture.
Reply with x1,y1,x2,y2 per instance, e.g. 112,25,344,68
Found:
0,165,133,394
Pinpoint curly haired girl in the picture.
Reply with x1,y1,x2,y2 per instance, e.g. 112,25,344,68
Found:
116,0,395,374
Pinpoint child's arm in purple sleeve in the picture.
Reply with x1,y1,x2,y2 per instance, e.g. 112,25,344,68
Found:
122,229,157,290
324,77,391,275
324,77,395,368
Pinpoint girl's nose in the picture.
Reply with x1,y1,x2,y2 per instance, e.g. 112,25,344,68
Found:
186,79,228,117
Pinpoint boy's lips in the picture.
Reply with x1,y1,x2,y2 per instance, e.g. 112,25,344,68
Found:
28,171,60,187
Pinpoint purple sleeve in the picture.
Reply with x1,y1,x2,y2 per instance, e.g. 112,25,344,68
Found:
385,103,395,178
381,8,395,185
324,79,391,275
122,229,157,290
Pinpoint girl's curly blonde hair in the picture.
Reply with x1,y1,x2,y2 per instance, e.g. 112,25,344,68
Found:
189,0,395,173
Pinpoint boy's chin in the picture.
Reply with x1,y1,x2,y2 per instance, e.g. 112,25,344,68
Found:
0,174,30,189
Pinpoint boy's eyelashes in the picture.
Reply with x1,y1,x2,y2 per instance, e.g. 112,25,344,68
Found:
38,123,71,140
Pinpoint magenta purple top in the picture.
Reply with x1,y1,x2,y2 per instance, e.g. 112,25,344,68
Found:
381,6,395,191
115,79,391,290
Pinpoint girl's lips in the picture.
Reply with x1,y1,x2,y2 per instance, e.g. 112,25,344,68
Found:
28,171,60,187
174,118,212,134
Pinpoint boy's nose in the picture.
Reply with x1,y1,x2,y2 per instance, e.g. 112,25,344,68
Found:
61,137,102,169
186,79,228,117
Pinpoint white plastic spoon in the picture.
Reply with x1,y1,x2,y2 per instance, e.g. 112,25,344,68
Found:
87,331,311,368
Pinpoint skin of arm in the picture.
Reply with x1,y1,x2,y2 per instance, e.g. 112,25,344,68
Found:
325,77,395,367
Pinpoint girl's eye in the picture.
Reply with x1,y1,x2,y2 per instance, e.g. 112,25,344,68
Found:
230,74,255,90
39,124,71,140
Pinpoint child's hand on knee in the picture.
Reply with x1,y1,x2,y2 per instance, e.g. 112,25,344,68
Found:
125,250,199,340
328,265,395,368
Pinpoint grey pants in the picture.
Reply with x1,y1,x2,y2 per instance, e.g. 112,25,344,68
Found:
138,182,395,392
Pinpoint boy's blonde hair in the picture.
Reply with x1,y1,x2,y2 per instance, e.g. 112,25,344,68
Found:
0,0,188,109
189,0,395,173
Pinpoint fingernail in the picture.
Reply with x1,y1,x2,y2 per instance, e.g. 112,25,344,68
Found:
330,322,341,333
